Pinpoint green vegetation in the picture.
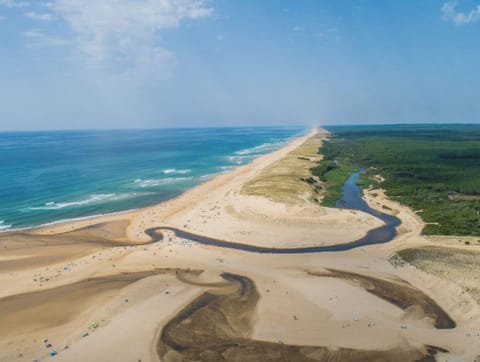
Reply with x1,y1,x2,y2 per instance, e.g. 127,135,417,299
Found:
320,125,480,236
311,162,356,207
356,173,378,188
311,160,338,181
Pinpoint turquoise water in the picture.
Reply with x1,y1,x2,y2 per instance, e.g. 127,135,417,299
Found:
0,127,305,230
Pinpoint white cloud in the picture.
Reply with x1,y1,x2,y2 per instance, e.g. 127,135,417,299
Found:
292,25,306,32
23,29,67,47
442,0,480,25
45,0,214,76
0,0,29,7
25,11,53,21
0,15,6,20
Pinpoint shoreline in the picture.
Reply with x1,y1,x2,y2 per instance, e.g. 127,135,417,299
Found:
3,130,309,235
2,127,480,361
33,129,336,238
33,127,383,249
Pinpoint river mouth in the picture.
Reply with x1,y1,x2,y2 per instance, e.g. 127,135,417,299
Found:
157,273,446,362
2,171,401,256
147,171,402,253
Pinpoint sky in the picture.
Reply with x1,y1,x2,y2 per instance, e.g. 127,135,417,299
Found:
0,0,479,131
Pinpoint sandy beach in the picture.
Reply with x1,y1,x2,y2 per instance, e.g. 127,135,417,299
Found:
1,129,479,362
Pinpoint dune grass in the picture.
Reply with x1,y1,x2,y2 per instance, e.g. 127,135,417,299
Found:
397,246,480,304
241,132,325,204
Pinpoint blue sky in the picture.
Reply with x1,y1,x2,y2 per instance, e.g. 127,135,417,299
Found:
0,0,479,130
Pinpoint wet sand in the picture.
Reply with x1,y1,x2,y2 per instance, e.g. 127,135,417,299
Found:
307,269,455,329
0,129,479,361
0,270,175,336
158,273,440,362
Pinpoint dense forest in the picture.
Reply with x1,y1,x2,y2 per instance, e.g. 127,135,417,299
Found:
314,125,480,236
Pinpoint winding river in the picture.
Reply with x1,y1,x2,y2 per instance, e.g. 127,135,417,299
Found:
146,172,401,253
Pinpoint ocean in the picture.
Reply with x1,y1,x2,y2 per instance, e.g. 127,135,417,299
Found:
0,127,305,230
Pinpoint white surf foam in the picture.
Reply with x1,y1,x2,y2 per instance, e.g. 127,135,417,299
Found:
199,173,217,180
134,177,193,188
0,220,11,230
162,169,191,175
234,141,284,156
227,155,255,165
219,165,235,171
28,193,146,210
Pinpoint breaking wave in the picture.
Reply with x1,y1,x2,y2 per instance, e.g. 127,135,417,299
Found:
0,220,11,230
162,169,191,175
234,141,284,156
134,177,193,188
27,193,146,211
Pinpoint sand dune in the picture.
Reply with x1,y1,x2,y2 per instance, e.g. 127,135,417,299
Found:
1,129,479,361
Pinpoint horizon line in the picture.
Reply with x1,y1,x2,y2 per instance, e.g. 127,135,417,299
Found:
1,122,480,133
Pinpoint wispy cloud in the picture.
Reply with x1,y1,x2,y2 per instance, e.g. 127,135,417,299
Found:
442,1,480,25
23,29,67,48
0,15,6,21
292,25,306,32
43,0,214,76
25,11,53,21
0,0,29,7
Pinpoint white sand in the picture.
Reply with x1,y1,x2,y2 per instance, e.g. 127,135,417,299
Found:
0,129,479,362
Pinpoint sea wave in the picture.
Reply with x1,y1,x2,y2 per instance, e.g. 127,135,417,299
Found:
227,155,255,165
226,141,285,165
234,141,284,156
199,173,217,180
162,169,191,175
219,165,235,171
0,220,11,230
27,193,146,210
134,177,193,188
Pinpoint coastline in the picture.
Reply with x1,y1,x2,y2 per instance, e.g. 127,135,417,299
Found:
34,127,383,248
1,127,480,361
0,127,306,234
3,130,307,235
